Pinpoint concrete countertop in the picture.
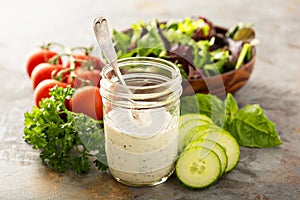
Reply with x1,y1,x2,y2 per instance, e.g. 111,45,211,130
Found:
1,0,300,199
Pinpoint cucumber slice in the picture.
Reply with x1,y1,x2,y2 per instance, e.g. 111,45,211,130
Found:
184,125,221,145
178,117,211,153
187,139,228,175
176,146,221,189
179,113,212,128
182,124,220,151
182,124,210,150
200,131,240,173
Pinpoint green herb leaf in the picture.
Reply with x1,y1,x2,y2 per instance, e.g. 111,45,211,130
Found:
74,114,107,166
180,93,283,148
228,104,283,148
224,93,239,130
196,93,225,127
180,95,199,115
23,86,107,174
180,93,225,127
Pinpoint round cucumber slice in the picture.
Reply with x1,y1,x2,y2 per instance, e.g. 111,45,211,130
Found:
187,139,228,175
176,146,221,189
200,131,240,173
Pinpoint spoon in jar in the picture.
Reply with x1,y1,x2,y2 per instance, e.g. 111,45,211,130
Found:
93,16,128,87
93,16,151,123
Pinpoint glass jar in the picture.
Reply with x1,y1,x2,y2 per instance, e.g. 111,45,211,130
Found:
100,57,182,187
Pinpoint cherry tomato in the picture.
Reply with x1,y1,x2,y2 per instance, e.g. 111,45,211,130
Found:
31,63,69,89
33,79,67,107
65,54,104,71
25,49,62,77
67,68,101,88
69,86,103,120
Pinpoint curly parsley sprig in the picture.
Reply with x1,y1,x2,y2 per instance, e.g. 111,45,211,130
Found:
24,86,107,174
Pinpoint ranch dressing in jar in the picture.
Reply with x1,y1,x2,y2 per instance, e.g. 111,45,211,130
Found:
100,57,182,186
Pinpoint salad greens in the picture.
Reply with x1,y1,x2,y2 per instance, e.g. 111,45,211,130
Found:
112,17,254,78
24,86,107,174
181,93,283,148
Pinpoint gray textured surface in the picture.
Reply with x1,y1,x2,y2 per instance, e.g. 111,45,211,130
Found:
1,0,300,199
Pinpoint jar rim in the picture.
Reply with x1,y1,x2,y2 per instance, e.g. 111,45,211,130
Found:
101,56,182,91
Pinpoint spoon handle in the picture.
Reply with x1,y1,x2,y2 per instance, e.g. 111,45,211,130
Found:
93,15,130,90
93,16,117,65
93,16,148,119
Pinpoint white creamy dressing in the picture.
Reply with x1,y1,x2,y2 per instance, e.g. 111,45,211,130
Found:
104,107,178,184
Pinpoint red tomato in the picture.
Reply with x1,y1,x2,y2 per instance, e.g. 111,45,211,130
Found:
31,63,69,89
65,54,104,71
69,86,103,120
33,79,67,107
67,68,101,88
25,49,62,77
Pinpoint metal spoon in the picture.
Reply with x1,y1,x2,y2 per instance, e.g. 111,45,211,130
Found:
93,16,147,121
93,16,127,87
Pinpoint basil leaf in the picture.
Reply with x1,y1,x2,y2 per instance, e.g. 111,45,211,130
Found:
180,95,199,115
224,93,239,130
180,93,225,126
229,104,283,148
196,93,225,126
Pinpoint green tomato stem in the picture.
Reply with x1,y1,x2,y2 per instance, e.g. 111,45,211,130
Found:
70,46,94,55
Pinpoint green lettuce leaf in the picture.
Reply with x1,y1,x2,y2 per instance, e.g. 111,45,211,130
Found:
137,27,166,57
112,29,132,57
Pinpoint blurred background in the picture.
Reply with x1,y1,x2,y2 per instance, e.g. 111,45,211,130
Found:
1,0,299,73
1,0,299,119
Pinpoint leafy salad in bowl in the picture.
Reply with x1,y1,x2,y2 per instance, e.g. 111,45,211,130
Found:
112,16,256,96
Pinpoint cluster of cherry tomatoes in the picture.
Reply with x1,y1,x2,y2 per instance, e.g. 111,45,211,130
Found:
25,42,104,120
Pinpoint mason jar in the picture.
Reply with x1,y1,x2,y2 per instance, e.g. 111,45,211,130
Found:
100,57,182,186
